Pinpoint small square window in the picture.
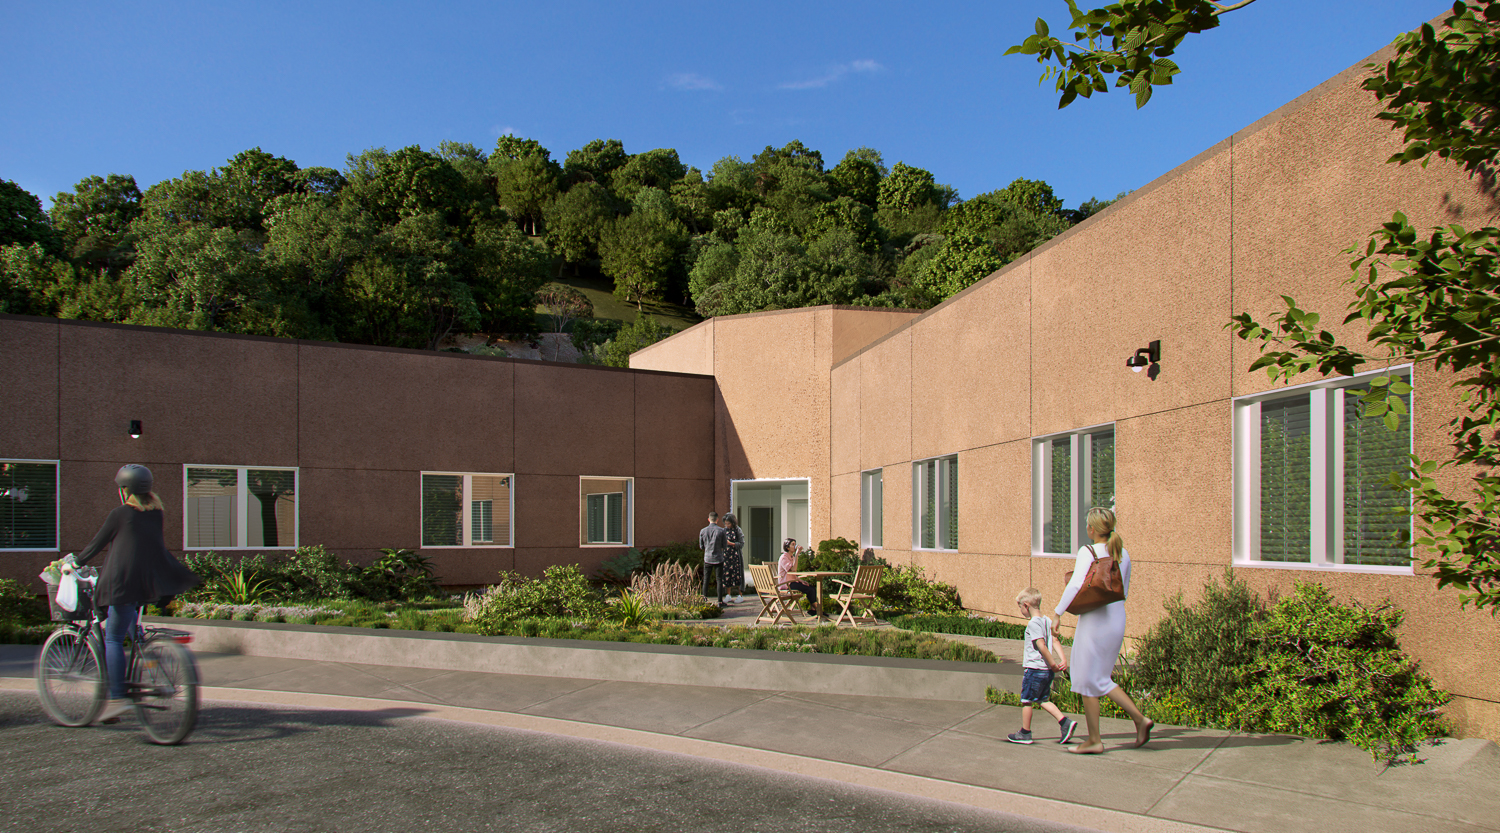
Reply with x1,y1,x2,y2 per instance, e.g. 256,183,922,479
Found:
1032,427,1113,556
185,466,298,549
912,456,957,551
421,473,513,548
1,459,58,551
581,477,632,545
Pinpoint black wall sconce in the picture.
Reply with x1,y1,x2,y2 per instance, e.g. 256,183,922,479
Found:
129,420,143,439
1126,341,1161,374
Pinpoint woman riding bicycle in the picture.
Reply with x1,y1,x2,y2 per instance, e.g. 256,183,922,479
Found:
72,464,199,723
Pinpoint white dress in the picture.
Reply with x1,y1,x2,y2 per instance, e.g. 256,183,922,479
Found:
1054,545,1132,698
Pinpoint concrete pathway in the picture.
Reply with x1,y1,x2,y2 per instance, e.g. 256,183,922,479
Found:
3,639,1495,833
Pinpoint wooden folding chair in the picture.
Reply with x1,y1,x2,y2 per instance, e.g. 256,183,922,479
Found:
829,564,884,627
749,563,803,626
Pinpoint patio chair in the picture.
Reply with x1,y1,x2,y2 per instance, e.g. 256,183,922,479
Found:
748,563,803,626
828,564,884,627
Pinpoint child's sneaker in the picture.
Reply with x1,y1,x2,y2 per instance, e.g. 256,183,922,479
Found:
1058,717,1078,744
1006,730,1034,744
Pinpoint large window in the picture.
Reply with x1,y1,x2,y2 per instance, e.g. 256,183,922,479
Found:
1233,368,1412,570
185,466,297,549
861,469,883,549
422,473,514,548
912,456,957,550
581,477,632,545
1032,426,1114,556
1,459,58,551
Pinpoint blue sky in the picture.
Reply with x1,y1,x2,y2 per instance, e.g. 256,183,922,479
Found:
2,1,1446,211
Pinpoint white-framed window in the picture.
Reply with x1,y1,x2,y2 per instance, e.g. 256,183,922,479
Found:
912,455,957,550
1,459,58,551
1233,367,1413,571
1032,425,1115,556
422,472,514,548
861,469,884,549
581,476,632,545
184,466,298,550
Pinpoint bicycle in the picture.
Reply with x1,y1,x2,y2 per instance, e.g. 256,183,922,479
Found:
34,565,200,745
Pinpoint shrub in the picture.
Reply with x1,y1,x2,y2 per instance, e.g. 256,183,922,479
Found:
1131,568,1266,713
464,565,608,624
890,613,1071,643
363,548,439,602
873,564,962,615
0,578,47,625
629,562,700,609
639,541,701,573
595,548,644,586
273,545,366,601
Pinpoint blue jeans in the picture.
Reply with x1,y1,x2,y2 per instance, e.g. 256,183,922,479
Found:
104,605,140,700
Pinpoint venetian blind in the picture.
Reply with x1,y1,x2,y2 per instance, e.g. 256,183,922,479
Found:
1343,389,1411,565
1260,396,1312,562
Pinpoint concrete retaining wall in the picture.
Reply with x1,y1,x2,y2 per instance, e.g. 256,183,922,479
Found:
156,617,1020,703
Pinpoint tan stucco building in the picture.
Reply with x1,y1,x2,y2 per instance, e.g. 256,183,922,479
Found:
631,45,1500,738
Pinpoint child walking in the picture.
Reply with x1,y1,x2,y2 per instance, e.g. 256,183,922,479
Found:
1007,587,1078,745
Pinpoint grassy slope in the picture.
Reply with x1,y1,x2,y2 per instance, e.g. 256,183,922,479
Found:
540,274,701,333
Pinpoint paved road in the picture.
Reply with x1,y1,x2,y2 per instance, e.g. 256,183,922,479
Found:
0,691,1095,833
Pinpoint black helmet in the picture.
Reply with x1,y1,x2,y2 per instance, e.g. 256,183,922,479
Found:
115,464,153,495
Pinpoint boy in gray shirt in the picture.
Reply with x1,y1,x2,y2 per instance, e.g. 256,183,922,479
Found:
1007,587,1078,744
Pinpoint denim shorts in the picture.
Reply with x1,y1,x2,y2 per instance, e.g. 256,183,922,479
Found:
1020,667,1054,704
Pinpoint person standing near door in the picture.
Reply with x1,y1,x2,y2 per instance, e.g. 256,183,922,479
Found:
699,511,727,607
721,513,745,605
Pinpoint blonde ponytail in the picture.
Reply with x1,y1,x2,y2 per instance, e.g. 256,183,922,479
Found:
1086,506,1123,561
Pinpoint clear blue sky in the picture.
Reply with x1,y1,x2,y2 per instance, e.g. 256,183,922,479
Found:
1,1,1446,211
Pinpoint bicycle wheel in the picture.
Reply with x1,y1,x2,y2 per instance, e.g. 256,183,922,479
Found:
132,639,199,745
35,627,105,727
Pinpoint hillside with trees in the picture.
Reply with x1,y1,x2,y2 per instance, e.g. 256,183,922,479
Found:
2,139,1117,361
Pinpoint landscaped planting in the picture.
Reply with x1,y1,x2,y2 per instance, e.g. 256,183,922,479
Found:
986,572,1450,763
891,613,1072,645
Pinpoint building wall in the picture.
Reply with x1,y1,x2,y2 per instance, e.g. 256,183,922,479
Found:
632,42,1500,738
0,316,715,589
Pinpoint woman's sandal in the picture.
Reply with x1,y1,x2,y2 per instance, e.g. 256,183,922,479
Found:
1135,720,1154,748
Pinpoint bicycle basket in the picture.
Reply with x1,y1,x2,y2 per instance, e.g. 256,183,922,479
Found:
47,582,94,621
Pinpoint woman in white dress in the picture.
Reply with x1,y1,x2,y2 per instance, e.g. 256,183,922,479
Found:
1054,507,1152,754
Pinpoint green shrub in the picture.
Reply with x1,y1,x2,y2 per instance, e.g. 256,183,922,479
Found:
364,548,439,602
1131,568,1265,713
891,613,1074,644
873,564,962,615
639,541,701,573
273,544,366,601
0,579,47,625
464,565,608,624
595,548,644,586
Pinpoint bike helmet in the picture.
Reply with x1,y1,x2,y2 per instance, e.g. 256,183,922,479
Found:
115,464,153,495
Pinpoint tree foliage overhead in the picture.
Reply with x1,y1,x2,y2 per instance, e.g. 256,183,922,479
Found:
1010,1,1500,610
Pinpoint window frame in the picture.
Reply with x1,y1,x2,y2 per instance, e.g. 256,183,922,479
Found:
911,455,958,552
1232,366,1415,574
182,464,299,551
0,458,59,552
580,476,633,547
420,471,515,549
860,468,884,549
1031,423,1115,557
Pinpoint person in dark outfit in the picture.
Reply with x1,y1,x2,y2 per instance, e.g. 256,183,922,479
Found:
698,511,727,606
71,465,200,723
721,513,745,604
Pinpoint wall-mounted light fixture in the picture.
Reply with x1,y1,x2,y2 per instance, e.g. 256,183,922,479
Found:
129,420,143,439
1126,341,1160,374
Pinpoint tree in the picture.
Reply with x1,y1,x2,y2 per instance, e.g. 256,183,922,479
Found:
598,209,686,308
490,149,561,237
536,282,593,358
828,150,885,207
877,162,939,213
544,181,615,268
49,173,142,271
563,139,629,188
611,148,688,203
990,178,1067,219
1015,1,1500,610
1,180,61,256
589,315,673,367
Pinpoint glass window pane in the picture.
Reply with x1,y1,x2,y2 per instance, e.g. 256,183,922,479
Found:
187,468,238,549
471,475,510,545
944,457,959,550
422,474,462,547
1344,388,1411,565
606,493,624,543
870,470,883,548
582,478,629,544
246,469,295,548
921,461,936,549
1090,431,1115,513
1047,439,1072,553
0,462,57,549
1260,396,1312,562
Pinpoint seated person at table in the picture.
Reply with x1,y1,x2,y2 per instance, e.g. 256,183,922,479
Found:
777,538,820,615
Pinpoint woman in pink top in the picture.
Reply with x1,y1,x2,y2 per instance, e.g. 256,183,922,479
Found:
777,538,820,615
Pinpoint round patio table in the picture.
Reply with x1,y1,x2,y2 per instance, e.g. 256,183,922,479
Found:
789,571,849,622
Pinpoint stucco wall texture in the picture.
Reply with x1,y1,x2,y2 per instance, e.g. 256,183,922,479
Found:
632,42,1500,738
0,315,715,589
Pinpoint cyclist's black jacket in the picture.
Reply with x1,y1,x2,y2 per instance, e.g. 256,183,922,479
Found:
77,506,199,607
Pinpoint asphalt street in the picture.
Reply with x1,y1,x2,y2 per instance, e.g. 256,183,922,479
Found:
0,690,1097,833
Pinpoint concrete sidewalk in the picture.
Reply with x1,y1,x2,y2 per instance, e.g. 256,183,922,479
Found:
3,638,1496,833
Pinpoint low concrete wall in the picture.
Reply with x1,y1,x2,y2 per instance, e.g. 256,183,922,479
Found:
154,618,1020,703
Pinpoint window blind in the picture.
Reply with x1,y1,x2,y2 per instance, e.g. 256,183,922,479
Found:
1260,395,1312,562
0,461,57,549
1090,431,1115,512
1343,389,1411,565
944,457,959,550
187,468,239,549
471,475,510,545
421,474,463,547
1047,439,1072,553
920,460,936,549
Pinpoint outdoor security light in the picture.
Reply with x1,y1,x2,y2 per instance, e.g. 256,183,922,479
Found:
1126,341,1161,373
129,419,142,439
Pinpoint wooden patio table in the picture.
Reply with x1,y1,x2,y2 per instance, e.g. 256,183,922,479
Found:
789,571,849,623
